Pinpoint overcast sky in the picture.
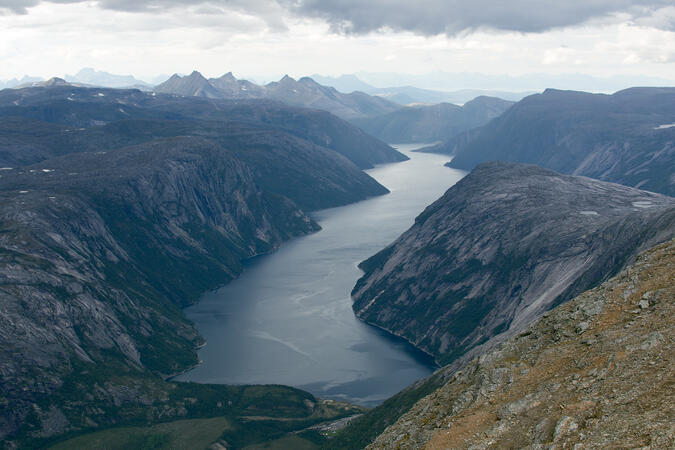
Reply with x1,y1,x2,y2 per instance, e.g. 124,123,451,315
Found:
1,0,674,87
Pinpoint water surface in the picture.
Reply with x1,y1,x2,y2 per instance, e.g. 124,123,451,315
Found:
176,144,466,406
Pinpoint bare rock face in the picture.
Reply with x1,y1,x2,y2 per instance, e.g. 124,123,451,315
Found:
369,238,675,449
352,162,675,366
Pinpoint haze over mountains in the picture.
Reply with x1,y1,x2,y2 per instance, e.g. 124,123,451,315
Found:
326,71,675,95
311,74,533,104
352,96,514,144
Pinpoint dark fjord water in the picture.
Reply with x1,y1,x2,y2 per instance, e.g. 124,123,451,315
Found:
176,144,466,406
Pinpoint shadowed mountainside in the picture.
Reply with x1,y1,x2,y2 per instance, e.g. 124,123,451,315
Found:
425,87,675,196
0,84,408,171
351,96,513,144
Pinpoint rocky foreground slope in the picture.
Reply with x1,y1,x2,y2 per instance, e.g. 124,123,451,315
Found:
370,238,675,448
428,87,675,196
352,163,675,366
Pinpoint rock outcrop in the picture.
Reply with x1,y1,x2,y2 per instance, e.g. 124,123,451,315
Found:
352,163,675,366
369,238,675,449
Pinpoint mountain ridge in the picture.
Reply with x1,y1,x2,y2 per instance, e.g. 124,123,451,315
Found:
154,71,401,120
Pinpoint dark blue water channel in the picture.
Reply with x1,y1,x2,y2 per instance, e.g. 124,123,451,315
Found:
176,144,466,406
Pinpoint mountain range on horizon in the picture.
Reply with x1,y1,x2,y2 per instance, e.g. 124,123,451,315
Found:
153,70,401,120
5,68,675,106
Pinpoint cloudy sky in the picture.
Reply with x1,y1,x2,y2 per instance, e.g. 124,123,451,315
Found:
1,0,674,88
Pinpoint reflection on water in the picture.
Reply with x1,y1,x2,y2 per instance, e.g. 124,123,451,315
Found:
176,144,466,406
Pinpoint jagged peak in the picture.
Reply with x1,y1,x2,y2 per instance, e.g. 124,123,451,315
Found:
187,70,207,80
218,71,236,80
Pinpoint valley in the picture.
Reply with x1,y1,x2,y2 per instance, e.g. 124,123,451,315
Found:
176,145,466,406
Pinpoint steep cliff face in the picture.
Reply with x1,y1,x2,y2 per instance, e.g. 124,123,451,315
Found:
352,163,675,366
432,87,675,196
370,238,675,449
0,137,322,443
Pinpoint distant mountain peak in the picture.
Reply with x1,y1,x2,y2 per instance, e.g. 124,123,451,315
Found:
64,67,151,89
154,70,220,98
154,70,400,119
44,77,69,86
218,72,236,81
188,70,206,80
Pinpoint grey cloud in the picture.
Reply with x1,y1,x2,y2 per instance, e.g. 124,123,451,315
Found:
1,0,281,14
2,0,675,35
283,0,675,34
0,0,38,14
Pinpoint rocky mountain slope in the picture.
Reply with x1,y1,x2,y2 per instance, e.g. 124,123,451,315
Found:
0,137,320,444
351,96,513,143
0,84,407,170
352,163,675,366
427,87,675,196
154,71,400,120
369,238,675,449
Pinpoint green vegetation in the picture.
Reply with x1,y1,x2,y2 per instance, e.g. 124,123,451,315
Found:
245,435,318,450
40,385,363,450
50,417,232,450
